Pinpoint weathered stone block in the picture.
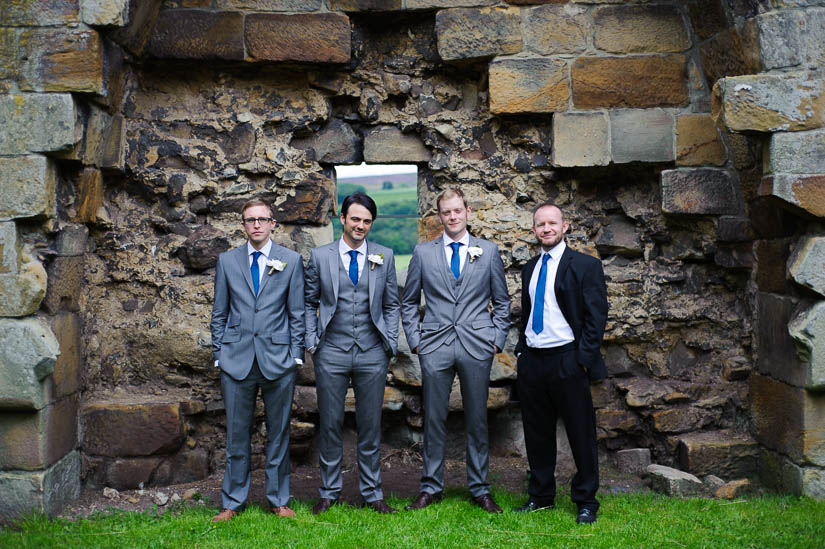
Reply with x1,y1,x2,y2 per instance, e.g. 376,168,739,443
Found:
647,464,704,497
342,387,403,413
756,292,809,387
0,94,76,155
676,114,727,167
81,402,184,457
390,330,421,387
218,0,323,10
596,409,640,439
148,9,244,61
490,58,570,114
178,225,230,271
0,317,58,408
245,13,350,64
73,167,103,223
293,385,318,416
109,0,160,57
751,373,825,467
552,112,609,167
435,7,521,62
789,301,825,391
18,28,103,93
699,24,761,87
56,224,89,257
0,450,80,521
768,129,825,175
661,169,741,216
684,0,727,42
0,0,80,27
0,155,56,221
759,175,825,219
0,260,47,317
756,10,805,71
291,119,361,165
616,448,651,474
363,126,431,163
610,109,674,164
717,216,755,243
522,4,588,55
489,405,525,458
329,0,401,10
754,239,792,293
712,73,825,133
47,313,82,399
489,57,569,114
788,236,825,297
43,256,84,315
595,214,642,257
593,5,689,54
714,479,752,499
449,381,510,411
81,0,129,26
408,0,497,7
271,172,335,225
0,222,19,275
677,429,758,478
0,395,77,470
0,28,16,82
651,407,715,434
105,457,161,490
572,55,689,109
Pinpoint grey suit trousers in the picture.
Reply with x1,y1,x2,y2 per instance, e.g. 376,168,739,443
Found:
419,339,492,498
220,360,296,509
314,343,389,502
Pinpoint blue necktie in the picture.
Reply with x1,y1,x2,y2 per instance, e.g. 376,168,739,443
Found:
532,253,551,334
348,250,359,285
251,251,262,296
449,242,461,279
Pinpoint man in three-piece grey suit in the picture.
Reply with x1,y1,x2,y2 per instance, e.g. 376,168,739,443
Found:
210,198,305,522
401,187,510,513
305,192,400,515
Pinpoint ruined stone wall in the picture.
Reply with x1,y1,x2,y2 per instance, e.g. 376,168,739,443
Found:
2,0,824,519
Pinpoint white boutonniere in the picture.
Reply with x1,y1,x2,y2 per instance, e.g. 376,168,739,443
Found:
267,259,286,274
467,246,483,263
368,253,384,270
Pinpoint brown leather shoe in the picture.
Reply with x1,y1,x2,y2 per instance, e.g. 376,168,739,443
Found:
212,509,238,523
312,498,338,515
364,499,398,514
271,505,296,518
404,492,443,511
473,494,503,514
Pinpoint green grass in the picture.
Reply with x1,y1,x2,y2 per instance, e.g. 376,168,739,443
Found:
2,490,824,548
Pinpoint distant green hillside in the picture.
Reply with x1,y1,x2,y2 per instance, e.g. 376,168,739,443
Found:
333,184,418,256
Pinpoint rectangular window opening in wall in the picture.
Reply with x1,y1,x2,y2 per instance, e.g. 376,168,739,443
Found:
333,163,418,275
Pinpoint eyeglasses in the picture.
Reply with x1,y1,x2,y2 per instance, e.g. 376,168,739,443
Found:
242,217,273,225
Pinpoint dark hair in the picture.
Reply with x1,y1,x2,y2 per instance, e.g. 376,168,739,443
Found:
341,192,377,220
241,197,275,219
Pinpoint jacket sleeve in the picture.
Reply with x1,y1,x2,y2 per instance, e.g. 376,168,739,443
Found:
382,251,401,356
489,243,511,351
303,250,320,352
578,257,608,380
287,253,306,362
210,254,229,360
401,245,423,352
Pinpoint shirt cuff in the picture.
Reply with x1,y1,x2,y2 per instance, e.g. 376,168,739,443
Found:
214,360,220,368
294,358,304,366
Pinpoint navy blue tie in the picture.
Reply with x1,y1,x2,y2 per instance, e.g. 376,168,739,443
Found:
532,253,551,334
449,242,461,279
348,250,359,285
251,251,262,296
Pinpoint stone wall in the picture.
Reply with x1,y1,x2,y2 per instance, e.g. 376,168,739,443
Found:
1,0,823,519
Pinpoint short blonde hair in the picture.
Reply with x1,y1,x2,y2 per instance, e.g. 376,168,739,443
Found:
435,187,468,210
241,197,275,219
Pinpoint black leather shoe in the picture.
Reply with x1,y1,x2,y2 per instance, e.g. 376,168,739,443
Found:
576,508,597,524
473,494,503,514
364,499,398,514
405,492,443,510
312,498,338,515
513,500,554,513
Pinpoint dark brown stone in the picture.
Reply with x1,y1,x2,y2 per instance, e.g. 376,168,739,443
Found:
245,13,351,63
105,457,161,490
291,119,361,165
435,6,521,62
178,225,230,271
596,409,640,440
717,216,755,242
651,406,718,433
43,256,84,315
0,0,79,27
684,0,728,41
292,385,318,416
222,123,255,164
661,168,741,216
273,172,336,225
0,395,77,470
170,449,210,484
330,0,402,9
714,243,753,270
110,0,162,57
678,429,758,478
572,55,689,109
48,312,82,399
755,292,807,387
753,239,792,293
81,402,184,457
699,23,761,88
595,214,642,258
74,167,103,223
148,9,245,61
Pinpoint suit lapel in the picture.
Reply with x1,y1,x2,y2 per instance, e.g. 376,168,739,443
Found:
236,245,255,297
257,240,278,296
328,243,339,302
455,234,478,301
554,246,573,296
434,238,457,300
366,241,376,304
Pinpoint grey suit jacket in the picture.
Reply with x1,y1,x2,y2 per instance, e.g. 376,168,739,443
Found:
401,235,510,361
210,240,305,380
304,240,400,356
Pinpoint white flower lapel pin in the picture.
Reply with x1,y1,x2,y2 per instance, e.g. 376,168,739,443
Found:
467,246,483,263
368,253,384,270
267,259,286,274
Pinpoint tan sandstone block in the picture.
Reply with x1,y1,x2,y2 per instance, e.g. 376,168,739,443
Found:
489,57,569,114
593,5,690,54
676,114,727,166
522,3,588,55
552,112,609,167
436,6,521,62
0,395,77,470
245,13,350,63
572,55,689,109
18,28,103,94
759,175,825,219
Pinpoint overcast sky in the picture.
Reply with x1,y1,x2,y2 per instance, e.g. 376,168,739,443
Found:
336,162,417,179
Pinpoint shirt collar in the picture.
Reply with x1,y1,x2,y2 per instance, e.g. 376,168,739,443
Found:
542,239,566,261
247,239,272,257
339,238,366,255
442,231,470,248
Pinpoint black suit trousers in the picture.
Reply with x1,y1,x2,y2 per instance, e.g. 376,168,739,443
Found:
517,345,599,512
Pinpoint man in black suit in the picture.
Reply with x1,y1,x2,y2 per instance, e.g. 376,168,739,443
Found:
513,203,608,524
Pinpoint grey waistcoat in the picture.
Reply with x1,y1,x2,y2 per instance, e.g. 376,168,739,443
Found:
324,259,382,352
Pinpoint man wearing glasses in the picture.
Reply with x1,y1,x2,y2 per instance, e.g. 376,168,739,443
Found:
210,197,305,522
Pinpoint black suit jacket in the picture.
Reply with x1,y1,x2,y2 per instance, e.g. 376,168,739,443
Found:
515,245,609,382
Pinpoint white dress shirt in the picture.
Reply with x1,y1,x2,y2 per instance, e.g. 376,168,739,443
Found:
339,238,366,278
442,231,470,274
247,240,272,287
526,240,575,349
